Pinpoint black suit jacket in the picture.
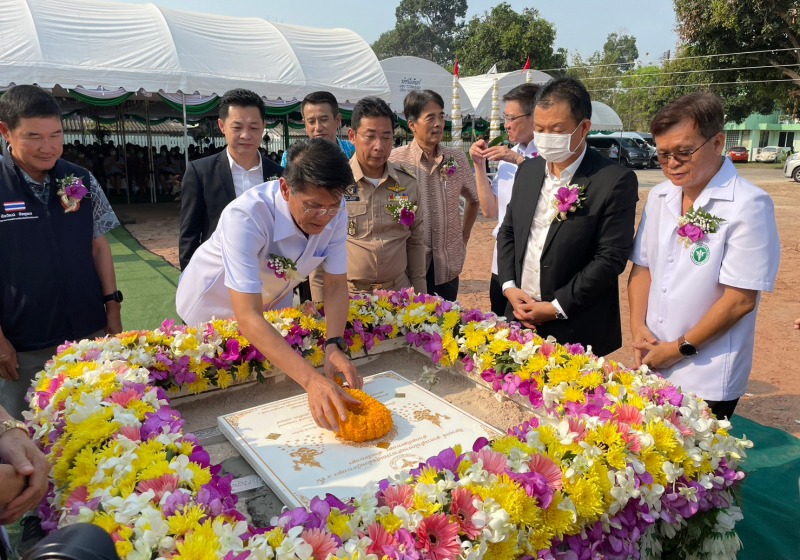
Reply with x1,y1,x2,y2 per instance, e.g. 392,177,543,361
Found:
497,148,638,356
179,150,283,269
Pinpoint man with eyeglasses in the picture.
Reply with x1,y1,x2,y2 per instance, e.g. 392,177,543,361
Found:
176,139,362,432
628,92,780,420
469,83,539,316
310,97,425,300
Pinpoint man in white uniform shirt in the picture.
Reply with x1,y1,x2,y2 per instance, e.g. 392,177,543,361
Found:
470,83,539,316
176,139,361,432
628,92,780,420
497,77,638,357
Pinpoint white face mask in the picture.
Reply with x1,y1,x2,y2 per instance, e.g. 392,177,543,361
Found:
535,120,586,163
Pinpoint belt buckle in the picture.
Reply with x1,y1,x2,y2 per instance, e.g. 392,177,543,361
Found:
370,283,383,291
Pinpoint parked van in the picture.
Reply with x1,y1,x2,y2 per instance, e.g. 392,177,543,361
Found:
592,132,658,168
585,136,650,168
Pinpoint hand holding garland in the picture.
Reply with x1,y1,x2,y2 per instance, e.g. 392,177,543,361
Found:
0,407,50,524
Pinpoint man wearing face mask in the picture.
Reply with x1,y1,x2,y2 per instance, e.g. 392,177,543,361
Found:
497,77,638,356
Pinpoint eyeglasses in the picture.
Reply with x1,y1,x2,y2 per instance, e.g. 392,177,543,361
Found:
503,113,531,123
294,193,342,217
656,135,714,164
356,131,394,144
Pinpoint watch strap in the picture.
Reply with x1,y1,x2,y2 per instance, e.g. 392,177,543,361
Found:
325,336,347,351
0,419,27,439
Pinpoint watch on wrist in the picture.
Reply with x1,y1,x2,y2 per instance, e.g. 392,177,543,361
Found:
0,419,28,439
325,336,348,352
103,290,124,304
555,309,567,320
678,336,698,357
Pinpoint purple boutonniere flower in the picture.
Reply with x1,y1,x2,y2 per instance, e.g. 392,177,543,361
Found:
676,206,726,248
551,184,586,221
387,199,417,228
56,174,88,213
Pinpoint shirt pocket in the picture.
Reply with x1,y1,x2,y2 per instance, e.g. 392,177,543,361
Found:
347,203,370,240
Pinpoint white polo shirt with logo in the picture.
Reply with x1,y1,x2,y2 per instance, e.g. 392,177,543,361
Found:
630,157,780,401
176,180,347,326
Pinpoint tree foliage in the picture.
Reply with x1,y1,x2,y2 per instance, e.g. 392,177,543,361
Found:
673,0,799,121
371,0,468,66
567,33,640,108
453,3,567,76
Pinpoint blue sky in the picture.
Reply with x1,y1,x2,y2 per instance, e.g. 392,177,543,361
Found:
114,1,679,65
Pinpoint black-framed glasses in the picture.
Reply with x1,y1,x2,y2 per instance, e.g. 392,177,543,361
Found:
292,190,342,217
503,113,532,123
656,135,714,164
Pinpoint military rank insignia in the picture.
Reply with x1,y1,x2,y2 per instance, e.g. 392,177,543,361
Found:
348,219,357,236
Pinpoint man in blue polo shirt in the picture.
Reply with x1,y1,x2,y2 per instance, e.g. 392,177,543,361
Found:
0,85,122,421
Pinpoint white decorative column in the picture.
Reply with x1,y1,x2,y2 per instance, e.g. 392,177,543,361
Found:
489,77,501,143
526,69,533,84
451,74,462,149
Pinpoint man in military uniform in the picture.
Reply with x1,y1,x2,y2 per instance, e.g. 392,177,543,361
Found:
311,96,425,299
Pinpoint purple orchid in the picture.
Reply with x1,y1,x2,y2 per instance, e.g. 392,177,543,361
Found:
677,222,704,243
399,207,415,227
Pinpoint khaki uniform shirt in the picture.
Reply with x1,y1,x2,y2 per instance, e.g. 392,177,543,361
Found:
389,141,478,284
310,158,426,299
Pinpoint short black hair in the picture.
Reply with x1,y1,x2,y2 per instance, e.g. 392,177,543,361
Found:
536,77,592,123
503,83,540,116
351,96,395,132
284,138,353,197
301,91,339,117
219,89,265,121
650,92,724,139
403,90,444,122
0,85,62,130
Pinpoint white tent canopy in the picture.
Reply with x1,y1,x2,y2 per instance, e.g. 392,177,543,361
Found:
379,56,474,117
459,69,552,118
0,0,390,103
590,101,624,131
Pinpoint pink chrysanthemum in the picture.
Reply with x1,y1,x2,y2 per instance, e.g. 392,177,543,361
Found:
528,454,563,490
471,447,508,475
416,513,461,560
615,403,644,426
117,425,141,442
616,422,642,453
301,527,338,560
450,487,480,539
109,388,141,407
137,474,180,502
379,484,414,509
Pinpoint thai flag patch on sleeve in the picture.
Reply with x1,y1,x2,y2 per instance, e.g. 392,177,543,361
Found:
3,201,26,212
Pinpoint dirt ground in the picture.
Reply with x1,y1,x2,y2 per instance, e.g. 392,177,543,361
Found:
121,166,800,438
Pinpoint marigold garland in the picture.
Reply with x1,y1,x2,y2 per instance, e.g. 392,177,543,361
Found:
335,388,393,442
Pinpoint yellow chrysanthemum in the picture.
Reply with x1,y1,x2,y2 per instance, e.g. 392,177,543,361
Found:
646,420,680,455
640,449,667,486
127,399,155,420
548,366,580,386
308,345,325,367
585,423,623,450
327,509,353,540
234,362,251,382
377,512,403,533
563,386,586,404
67,446,101,491
216,369,233,389
115,539,134,558
540,491,576,539
564,476,604,522
186,463,212,490
265,527,285,548
491,436,534,458
577,371,605,390
187,377,212,394
471,474,541,526
92,512,118,534
174,521,220,560
167,504,207,536
441,310,460,332
412,493,441,517
485,536,521,559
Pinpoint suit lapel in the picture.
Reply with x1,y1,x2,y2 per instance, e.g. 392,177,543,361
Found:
541,149,595,257
517,159,546,242
216,151,236,202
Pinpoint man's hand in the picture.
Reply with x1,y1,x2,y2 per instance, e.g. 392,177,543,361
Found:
304,374,361,433
482,145,523,165
504,288,537,329
105,302,123,335
0,334,18,381
0,428,51,524
635,339,683,371
469,140,488,168
631,324,658,368
324,346,362,390
0,464,27,520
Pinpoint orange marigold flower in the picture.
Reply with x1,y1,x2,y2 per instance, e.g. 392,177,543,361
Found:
335,388,393,442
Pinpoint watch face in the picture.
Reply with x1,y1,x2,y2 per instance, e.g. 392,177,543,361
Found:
679,342,697,357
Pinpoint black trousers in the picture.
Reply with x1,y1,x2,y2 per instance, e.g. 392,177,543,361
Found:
426,262,459,302
705,398,739,421
489,273,508,317
296,279,312,303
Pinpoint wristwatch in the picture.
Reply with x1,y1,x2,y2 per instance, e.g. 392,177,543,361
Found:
325,336,348,352
0,419,28,439
555,310,567,320
103,290,124,304
678,336,698,357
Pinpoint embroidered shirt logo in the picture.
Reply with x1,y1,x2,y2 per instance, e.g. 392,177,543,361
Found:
3,201,25,212
690,243,710,266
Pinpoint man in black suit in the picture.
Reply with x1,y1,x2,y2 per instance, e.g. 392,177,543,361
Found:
179,89,284,270
497,77,638,356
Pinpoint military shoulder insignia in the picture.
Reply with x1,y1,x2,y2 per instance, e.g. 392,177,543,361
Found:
344,184,360,201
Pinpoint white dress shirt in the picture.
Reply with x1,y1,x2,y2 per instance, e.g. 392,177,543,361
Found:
490,141,538,275
227,149,265,198
176,180,347,326
502,146,587,317
630,157,780,401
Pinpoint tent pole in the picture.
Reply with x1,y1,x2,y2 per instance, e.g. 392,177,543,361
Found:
283,114,289,152
145,99,156,204
182,92,189,178
121,104,130,205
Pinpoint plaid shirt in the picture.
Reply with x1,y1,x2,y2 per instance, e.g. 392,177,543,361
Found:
389,141,478,284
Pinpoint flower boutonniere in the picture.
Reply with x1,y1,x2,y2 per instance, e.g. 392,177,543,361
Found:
387,199,417,227
266,254,301,281
56,175,88,213
551,184,586,222
677,206,725,248
439,156,458,181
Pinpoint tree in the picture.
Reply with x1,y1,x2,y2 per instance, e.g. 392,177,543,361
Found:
371,0,468,66
453,3,567,76
567,33,640,107
603,33,639,73
673,0,799,121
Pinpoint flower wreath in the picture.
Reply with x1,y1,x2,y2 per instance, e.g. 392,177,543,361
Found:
26,290,749,560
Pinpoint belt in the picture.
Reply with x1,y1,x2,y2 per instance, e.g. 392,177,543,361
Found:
349,273,408,293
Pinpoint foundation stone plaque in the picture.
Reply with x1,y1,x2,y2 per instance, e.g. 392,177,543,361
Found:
218,371,501,508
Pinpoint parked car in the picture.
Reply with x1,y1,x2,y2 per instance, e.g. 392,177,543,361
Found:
586,136,650,168
783,152,800,182
754,146,784,163
727,146,749,162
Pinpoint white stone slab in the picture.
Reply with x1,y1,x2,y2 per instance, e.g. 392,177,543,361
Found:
218,371,502,508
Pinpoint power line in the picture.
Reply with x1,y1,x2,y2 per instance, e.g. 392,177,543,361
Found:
586,77,798,94
576,63,800,82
